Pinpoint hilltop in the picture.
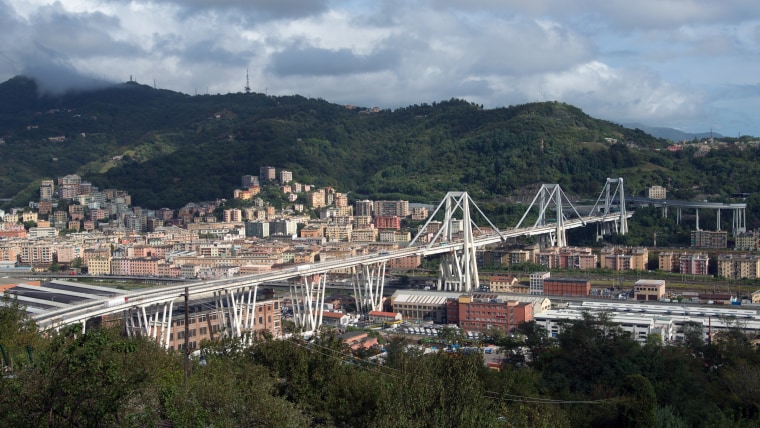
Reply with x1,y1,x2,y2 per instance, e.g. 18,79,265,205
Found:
0,75,757,215
621,122,723,142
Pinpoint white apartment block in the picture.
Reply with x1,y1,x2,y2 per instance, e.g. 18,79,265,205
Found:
529,272,551,295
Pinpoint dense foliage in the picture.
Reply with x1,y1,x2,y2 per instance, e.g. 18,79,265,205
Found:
0,76,752,210
2,297,759,427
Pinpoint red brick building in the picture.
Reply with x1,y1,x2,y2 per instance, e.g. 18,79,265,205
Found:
387,254,421,270
452,295,533,333
543,278,590,297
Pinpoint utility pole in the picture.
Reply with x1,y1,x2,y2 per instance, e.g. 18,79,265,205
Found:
184,287,189,387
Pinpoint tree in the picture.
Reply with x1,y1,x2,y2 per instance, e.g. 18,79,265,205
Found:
516,320,552,365
615,374,657,428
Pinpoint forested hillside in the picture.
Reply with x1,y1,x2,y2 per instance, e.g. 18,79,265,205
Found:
1,75,759,224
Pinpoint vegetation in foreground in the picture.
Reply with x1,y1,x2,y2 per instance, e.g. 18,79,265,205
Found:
2,295,760,427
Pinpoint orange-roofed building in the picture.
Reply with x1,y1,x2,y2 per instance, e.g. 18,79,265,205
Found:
368,310,402,323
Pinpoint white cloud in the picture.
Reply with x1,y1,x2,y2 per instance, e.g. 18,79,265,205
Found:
1,0,760,134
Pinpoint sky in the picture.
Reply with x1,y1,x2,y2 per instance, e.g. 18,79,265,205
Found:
2,0,760,137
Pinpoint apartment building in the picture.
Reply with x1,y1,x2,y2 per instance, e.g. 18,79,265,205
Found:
355,200,373,217
735,230,758,251
411,206,429,220
325,224,352,242
679,253,710,275
647,185,667,199
374,216,400,230
308,190,326,208
275,170,291,185
600,246,648,271
658,251,677,272
40,180,55,201
691,230,727,249
717,253,760,279
373,200,409,217
529,272,551,295
351,227,378,243
487,275,519,293
259,166,276,182
88,257,112,275
223,209,242,222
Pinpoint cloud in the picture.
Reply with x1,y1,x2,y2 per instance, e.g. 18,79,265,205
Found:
431,0,760,30
111,0,331,22
268,43,400,77
540,61,706,126
2,0,760,135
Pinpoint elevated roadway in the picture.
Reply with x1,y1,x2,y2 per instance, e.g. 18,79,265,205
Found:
30,213,629,331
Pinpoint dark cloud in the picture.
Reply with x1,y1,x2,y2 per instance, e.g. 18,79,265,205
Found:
268,44,400,77
28,5,142,58
110,0,330,22
21,60,114,94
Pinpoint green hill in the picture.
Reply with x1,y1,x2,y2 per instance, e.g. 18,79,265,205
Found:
0,75,758,223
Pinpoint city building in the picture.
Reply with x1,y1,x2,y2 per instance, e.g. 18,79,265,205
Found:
241,175,259,188
633,279,666,301
734,230,758,251
454,295,533,333
647,185,667,199
411,206,429,220
39,180,55,201
259,166,276,182
373,200,409,218
307,190,326,209
279,170,293,184
322,311,350,328
658,252,677,272
387,254,421,270
486,275,519,293
691,230,727,249
679,253,709,275
543,278,590,297
716,253,760,279
600,246,648,271
368,310,402,324
374,216,400,230
355,200,373,217
529,272,551,295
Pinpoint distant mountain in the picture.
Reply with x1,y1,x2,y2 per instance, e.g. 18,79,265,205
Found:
1,74,760,219
621,123,722,142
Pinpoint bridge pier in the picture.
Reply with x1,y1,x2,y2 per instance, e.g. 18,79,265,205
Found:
696,208,700,231
352,262,386,315
590,178,627,239
410,192,495,293
124,300,175,349
290,273,326,333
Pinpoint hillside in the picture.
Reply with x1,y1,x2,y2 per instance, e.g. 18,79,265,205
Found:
0,75,758,219
621,122,722,142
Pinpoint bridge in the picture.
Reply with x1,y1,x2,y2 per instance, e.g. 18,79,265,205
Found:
27,178,631,343
626,196,747,236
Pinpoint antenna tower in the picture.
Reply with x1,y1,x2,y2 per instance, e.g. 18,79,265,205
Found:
245,69,251,94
